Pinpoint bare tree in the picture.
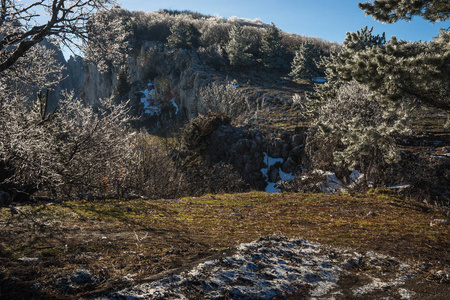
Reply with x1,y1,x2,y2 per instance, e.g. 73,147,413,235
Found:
0,0,115,74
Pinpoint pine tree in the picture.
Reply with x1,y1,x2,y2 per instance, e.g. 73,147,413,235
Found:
166,21,200,49
225,22,253,67
358,0,450,23
259,23,287,70
289,42,322,81
326,1,450,116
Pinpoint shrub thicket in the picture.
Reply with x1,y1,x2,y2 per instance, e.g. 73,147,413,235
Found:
182,113,231,156
198,82,248,121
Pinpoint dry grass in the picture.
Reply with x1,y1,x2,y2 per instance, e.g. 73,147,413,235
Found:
0,191,448,299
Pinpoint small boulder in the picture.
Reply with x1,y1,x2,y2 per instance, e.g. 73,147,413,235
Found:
70,269,95,284
268,163,281,182
0,190,11,207
281,157,297,174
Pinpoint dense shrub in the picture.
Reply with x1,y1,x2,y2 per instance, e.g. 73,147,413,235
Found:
259,23,288,70
290,42,324,81
198,82,248,121
166,21,201,49
225,22,254,67
94,8,337,71
182,113,231,155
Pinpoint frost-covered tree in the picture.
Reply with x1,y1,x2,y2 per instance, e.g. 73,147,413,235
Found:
225,22,253,67
85,5,130,73
259,23,287,70
324,1,450,119
0,91,134,197
289,42,323,81
314,26,386,104
311,81,412,184
166,21,200,49
358,0,449,22
0,0,118,75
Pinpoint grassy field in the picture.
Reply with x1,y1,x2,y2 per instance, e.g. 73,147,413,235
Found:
0,191,448,299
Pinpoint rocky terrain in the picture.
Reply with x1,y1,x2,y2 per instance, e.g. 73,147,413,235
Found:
105,235,431,300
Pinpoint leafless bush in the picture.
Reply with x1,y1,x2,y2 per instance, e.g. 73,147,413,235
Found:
125,133,186,200
0,91,134,198
198,82,249,123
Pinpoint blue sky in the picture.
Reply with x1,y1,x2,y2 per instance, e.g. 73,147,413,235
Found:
119,0,449,43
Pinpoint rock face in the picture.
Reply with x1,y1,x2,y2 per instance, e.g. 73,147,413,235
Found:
205,125,307,191
207,126,266,190
83,41,215,119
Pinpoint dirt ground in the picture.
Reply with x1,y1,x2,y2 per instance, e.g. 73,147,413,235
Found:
0,192,448,299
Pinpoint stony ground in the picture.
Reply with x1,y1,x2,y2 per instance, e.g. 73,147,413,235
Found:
104,235,441,300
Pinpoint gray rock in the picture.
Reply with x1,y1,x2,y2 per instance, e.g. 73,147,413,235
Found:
268,138,285,158
268,163,281,182
0,190,11,207
70,269,95,284
291,134,304,148
281,157,297,174
290,145,304,158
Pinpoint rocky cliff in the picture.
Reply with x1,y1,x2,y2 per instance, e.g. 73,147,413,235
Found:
83,41,216,120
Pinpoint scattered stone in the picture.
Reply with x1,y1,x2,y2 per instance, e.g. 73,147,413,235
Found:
430,219,450,226
18,257,41,263
281,157,296,174
70,269,95,284
122,274,137,282
367,211,377,217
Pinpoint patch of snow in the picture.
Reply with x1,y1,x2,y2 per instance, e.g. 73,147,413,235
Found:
352,274,411,297
265,182,280,193
18,257,40,262
398,288,416,299
431,154,450,159
349,170,362,183
312,77,327,83
388,183,412,189
279,169,295,181
170,98,179,115
260,153,295,193
137,81,160,116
